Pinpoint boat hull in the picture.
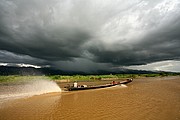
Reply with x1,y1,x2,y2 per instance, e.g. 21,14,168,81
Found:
67,79,133,91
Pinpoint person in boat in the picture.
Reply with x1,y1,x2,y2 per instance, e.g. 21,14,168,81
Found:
112,81,115,85
73,81,78,88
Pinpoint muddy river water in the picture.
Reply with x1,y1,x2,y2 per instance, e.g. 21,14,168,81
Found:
0,77,180,120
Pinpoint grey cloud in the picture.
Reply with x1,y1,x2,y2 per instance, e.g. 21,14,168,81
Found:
0,50,48,66
50,58,112,72
0,0,92,61
0,0,180,72
86,0,180,66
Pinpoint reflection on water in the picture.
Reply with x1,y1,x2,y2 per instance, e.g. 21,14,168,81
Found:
0,77,180,120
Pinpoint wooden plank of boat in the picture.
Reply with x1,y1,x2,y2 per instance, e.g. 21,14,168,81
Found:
120,80,131,84
68,84,117,91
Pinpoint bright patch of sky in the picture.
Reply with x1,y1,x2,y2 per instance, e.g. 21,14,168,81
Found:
126,60,180,72
16,64,41,68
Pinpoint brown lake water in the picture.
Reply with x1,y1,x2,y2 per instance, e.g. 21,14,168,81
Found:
0,77,180,120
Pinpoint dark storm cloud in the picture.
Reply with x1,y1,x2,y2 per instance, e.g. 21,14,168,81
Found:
0,0,180,71
0,0,92,61
88,14,180,66
0,50,48,66
85,0,180,66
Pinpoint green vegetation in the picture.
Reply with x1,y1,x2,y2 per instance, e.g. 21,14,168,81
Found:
0,76,48,84
49,73,180,81
0,73,179,83
49,74,118,81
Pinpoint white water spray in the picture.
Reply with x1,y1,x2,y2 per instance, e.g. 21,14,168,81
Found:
120,84,127,87
0,79,61,104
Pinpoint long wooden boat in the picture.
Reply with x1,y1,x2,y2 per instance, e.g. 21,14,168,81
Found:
66,79,133,91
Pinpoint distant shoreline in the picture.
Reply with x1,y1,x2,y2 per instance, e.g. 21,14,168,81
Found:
0,74,179,87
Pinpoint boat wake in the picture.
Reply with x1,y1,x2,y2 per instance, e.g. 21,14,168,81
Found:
110,84,127,88
120,84,127,87
98,84,127,90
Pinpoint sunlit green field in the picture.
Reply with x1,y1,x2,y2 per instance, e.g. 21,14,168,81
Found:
0,73,179,84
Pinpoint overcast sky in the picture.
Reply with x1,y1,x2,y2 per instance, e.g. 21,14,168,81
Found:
0,0,180,72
